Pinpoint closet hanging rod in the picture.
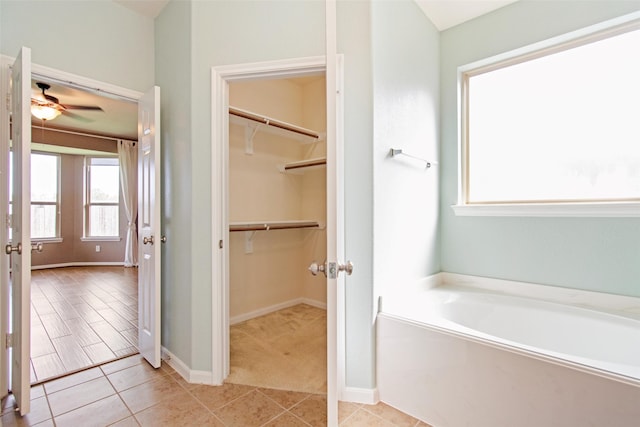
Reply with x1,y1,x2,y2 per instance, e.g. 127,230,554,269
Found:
229,220,320,232
229,107,321,140
389,148,437,169
283,158,327,171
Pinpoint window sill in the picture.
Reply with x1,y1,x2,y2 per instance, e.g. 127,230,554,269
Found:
81,237,122,242
17,238,64,244
451,202,640,217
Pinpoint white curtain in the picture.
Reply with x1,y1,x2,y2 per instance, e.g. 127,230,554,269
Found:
118,139,138,267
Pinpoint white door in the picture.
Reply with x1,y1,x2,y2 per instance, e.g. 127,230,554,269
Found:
138,86,162,368
8,46,32,416
325,3,344,425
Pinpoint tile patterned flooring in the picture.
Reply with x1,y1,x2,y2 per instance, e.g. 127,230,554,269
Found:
30,267,138,384
1,354,432,426
228,304,327,394
6,268,433,426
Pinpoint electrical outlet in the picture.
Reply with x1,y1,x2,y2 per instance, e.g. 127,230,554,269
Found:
95,245,101,252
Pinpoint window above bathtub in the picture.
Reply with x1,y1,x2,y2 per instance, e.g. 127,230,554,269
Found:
453,13,640,217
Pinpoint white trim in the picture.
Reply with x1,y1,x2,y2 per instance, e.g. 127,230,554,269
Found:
80,237,122,242
211,56,328,386
451,202,640,217
456,11,640,212
341,387,379,405
31,262,125,270
230,298,326,325
161,347,216,385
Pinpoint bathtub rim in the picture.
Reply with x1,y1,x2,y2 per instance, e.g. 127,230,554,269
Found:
377,311,640,389
378,272,640,388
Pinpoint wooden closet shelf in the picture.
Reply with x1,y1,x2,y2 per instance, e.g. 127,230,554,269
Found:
229,106,325,143
229,220,320,232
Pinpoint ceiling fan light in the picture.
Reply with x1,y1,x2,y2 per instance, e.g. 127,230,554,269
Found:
31,105,61,121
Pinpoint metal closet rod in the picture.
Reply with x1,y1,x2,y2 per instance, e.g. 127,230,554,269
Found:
229,107,320,139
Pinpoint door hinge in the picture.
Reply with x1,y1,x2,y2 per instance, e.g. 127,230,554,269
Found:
5,93,10,110
5,333,13,349
5,213,11,229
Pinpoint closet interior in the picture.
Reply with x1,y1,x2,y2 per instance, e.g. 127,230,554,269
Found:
226,75,328,393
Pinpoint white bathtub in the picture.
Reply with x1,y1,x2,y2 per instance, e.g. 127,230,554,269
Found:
377,274,640,427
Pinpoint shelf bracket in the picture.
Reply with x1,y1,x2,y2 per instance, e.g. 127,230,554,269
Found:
245,124,261,155
244,230,257,254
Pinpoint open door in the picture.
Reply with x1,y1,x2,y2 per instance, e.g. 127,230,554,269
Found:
138,86,162,368
8,46,32,415
325,2,344,425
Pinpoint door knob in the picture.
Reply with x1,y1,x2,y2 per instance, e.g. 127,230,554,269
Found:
308,261,326,277
338,261,354,275
143,236,154,245
31,242,44,253
160,236,167,243
5,243,22,255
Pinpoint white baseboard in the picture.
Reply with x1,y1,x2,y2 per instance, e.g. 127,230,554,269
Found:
162,347,217,385
31,261,125,270
230,297,326,325
341,386,379,404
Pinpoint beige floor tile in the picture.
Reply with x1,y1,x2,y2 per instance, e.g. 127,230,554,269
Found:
31,324,56,358
39,313,72,339
90,321,132,352
108,416,141,426
258,388,310,410
338,401,362,424
44,367,103,394
190,382,255,411
0,395,52,426
31,353,66,382
262,411,310,426
363,402,420,427
289,394,327,427
213,389,286,427
340,408,395,427
118,374,188,414
51,335,93,371
65,317,102,347
107,363,161,392
54,394,131,427
47,376,116,416
84,342,118,365
134,395,224,427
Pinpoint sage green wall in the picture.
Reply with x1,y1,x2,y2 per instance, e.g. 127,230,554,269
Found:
440,1,640,297
155,0,326,371
0,0,154,92
337,0,375,390
154,0,194,369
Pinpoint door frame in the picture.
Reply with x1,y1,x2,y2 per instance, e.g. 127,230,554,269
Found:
0,55,146,395
210,55,346,395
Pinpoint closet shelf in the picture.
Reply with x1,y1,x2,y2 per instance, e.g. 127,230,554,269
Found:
279,157,327,173
229,220,320,232
229,106,325,144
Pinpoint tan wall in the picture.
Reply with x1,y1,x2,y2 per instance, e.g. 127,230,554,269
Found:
228,77,327,319
31,152,127,267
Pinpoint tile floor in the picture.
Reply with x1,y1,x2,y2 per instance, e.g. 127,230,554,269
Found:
30,267,138,383
228,304,326,394
1,354,432,426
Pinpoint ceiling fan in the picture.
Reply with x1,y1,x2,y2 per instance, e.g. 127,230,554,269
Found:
31,82,103,122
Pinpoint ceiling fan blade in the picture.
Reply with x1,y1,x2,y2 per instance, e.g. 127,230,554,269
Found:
61,104,104,111
61,110,94,123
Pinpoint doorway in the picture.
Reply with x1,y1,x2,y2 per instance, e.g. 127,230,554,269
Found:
211,54,345,426
225,75,328,393
25,76,140,384
2,51,162,415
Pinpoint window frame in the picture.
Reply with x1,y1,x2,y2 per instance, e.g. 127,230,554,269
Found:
454,12,640,217
30,151,62,240
83,155,121,239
